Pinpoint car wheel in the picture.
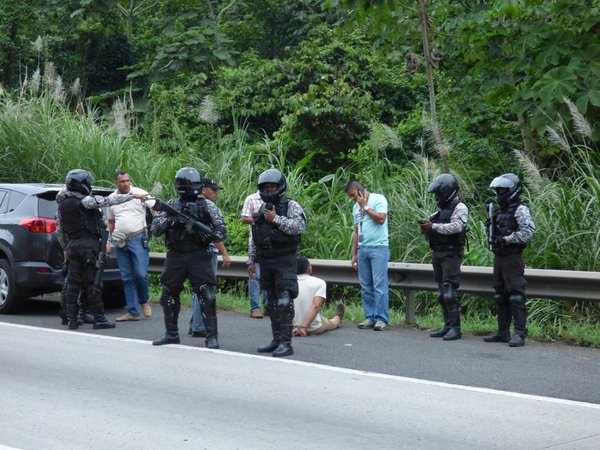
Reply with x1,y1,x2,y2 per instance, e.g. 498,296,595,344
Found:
0,259,24,314
102,287,126,309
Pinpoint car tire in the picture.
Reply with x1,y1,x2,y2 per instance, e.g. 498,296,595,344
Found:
0,259,25,314
102,287,126,309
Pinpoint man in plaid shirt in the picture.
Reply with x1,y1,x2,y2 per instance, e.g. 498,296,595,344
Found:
241,191,267,318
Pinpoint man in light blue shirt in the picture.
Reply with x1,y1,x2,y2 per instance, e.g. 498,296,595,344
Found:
345,180,390,331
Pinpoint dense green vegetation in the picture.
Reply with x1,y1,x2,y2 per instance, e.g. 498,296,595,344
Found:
0,0,599,344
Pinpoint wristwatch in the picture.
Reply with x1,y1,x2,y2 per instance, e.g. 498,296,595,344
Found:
364,205,371,211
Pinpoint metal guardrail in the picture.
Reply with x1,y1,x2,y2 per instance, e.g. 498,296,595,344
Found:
149,252,600,324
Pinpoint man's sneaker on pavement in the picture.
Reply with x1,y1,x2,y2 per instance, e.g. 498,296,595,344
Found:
373,321,387,331
250,310,264,319
357,319,375,329
115,313,141,322
141,303,152,318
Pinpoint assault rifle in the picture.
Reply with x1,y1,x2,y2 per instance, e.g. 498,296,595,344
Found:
92,222,110,294
152,197,217,244
487,202,494,251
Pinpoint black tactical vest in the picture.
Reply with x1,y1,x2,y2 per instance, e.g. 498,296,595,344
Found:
57,195,101,240
165,197,212,252
252,198,299,258
428,198,466,252
492,202,526,255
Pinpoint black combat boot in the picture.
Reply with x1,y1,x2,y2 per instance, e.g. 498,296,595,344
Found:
153,305,180,345
66,304,79,330
91,304,116,329
79,304,95,325
443,308,462,341
508,296,527,347
257,316,281,353
59,290,68,325
430,291,450,337
483,304,510,342
204,316,219,349
272,321,294,357
430,308,450,337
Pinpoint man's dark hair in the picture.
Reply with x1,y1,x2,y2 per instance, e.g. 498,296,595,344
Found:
344,179,363,193
114,170,128,180
297,256,310,275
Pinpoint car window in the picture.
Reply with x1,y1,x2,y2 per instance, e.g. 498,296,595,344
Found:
5,191,26,213
0,190,7,214
38,198,58,218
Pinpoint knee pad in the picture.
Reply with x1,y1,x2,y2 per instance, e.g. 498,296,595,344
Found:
508,292,526,306
436,290,444,304
442,283,456,307
198,284,216,315
159,286,179,308
65,284,81,305
265,292,277,313
494,290,508,305
276,291,294,321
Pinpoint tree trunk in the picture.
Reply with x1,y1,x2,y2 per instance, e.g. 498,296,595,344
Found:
417,0,448,172
517,111,536,159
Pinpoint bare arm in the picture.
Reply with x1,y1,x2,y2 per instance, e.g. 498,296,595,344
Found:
215,241,231,269
366,209,387,224
294,297,324,337
351,224,359,269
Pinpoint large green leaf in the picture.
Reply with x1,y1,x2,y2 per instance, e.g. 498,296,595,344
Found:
576,78,600,112
532,67,577,105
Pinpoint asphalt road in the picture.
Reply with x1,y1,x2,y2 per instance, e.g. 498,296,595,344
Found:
1,323,599,450
2,297,600,405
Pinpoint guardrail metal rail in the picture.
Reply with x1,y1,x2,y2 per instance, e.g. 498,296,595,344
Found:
149,253,600,324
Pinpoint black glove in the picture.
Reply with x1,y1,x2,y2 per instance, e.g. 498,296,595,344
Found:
490,236,505,249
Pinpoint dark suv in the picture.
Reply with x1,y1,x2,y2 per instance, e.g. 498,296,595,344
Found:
0,183,124,314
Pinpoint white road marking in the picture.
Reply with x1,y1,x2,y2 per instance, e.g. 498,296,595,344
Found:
3,321,599,411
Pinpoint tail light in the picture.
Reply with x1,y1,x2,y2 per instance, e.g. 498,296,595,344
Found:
19,217,57,234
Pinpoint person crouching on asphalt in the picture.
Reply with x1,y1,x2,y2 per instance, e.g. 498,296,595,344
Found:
484,173,535,347
293,256,345,337
419,173,468,341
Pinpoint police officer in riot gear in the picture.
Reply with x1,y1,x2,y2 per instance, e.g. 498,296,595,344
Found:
485,173,535,347
419,173,468,341
151,167,226,348
249,168,306,357
56,169,145,330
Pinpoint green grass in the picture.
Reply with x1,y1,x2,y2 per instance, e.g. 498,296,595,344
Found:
3,85,600,346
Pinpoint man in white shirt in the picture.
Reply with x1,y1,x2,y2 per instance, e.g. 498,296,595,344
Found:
292,257,345,336
241,191,267,318
107,171,155,321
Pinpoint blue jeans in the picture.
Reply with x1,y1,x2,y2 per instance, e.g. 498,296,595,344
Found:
249,262,267,312
357,245,390,324
116,233,150,317
189,252,218,332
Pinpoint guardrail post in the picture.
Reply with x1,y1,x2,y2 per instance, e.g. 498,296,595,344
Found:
404,289,416,325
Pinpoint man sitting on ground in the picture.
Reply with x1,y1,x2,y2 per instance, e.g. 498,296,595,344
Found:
292,256,344,336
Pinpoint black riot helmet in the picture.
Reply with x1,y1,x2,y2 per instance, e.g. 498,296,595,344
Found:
427,173,458,207
65,169,94,195
174,167,202,199
257,168,286,204
489,173,522,206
